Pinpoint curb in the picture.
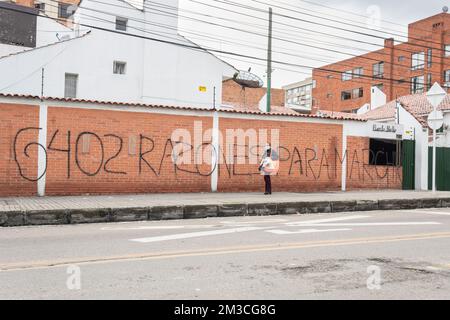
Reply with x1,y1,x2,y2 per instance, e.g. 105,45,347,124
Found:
1,197,450,227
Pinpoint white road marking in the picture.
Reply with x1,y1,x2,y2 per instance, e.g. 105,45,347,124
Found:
285,215,369,226
410,211,450,216
284,222,441,227
130,227,268,243
267,228,352,235
221,219,288,225
102,225,217,231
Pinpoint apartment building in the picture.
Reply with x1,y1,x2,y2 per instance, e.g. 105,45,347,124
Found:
1,0,80,21
312,10,450,113
282,77,315,113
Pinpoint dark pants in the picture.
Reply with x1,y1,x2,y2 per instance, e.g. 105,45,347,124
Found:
264,175,272,194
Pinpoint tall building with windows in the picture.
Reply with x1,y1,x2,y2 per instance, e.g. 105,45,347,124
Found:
0,0,80,23
312,10,450,113
282,77,315,113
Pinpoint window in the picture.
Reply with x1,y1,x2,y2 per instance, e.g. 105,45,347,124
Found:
369,139,398,166
58,3,72,19
341,91,352,100
445,45,450,57
373,62,384,78
342,68,363,81
64,73,78,98
411,75,425,94
411,52,425,70
352,88,364,99
353,67,363,78
444,70,450,86
35,2,45,13
427,49,432,68
116,17,128,31
342,71,352,81
113,61,127,74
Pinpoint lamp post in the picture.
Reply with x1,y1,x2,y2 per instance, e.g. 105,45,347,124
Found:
426,83,446,192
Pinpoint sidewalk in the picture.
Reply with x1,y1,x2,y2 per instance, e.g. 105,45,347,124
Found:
1,190,450,227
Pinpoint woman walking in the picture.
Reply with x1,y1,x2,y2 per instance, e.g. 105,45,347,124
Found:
259,147,275,195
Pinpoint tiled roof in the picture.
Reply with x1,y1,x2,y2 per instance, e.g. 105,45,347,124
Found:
365,93,450,126
318,93,450,127
0,93,366,122
316,110,365,120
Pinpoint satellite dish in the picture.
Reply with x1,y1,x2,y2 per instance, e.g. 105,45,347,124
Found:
233,70,264,88
444,6,449,13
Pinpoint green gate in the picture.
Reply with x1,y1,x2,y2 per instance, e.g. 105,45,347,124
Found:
428,147,450,191
402,140,416,190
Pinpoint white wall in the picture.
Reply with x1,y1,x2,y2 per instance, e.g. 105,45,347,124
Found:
370,86,387,110
397,105,428,190
0,0,235,108
434,112,450,148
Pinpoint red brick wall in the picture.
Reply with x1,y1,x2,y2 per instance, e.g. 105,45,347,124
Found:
313,13,450,113
218,118,343,192
346,136,402,190
222,79,285,108
44,107,213,195
0,102,402,196
0,103,39,196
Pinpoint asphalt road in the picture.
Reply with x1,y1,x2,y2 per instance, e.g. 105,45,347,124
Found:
1,208,450,300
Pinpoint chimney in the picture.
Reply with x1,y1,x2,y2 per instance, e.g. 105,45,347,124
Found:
384,38,394,48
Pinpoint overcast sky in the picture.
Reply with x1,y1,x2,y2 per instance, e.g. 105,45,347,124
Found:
177,0,448,88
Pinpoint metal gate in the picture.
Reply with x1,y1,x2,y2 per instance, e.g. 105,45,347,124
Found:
428,147,450,191
402,140,416,190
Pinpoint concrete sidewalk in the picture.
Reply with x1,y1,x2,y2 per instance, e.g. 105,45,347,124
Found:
1,190,450,227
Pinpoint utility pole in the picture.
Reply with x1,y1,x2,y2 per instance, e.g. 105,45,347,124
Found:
266,7,272,113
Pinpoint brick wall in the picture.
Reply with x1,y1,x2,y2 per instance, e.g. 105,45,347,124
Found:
0,103,39,196
0,102,402,196
222,79,285,108
346,136,402,190
218,117,343,192
312,12,450,113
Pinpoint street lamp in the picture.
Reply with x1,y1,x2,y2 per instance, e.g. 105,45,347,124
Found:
426,83,446,192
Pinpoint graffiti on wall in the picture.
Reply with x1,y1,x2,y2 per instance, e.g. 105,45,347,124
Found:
12,127,401,184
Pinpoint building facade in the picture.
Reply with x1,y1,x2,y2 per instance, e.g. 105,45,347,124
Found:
222,78,286,112
282,78,315,113
0,1,76,57
1,0,81,22
312,11,450,114
0,0,236,108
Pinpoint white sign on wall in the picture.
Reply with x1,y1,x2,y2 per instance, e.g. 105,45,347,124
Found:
368,121,404,140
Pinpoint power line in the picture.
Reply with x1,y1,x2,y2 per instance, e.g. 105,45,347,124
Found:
69,0,439,84
0,3,439,91
212,0,449,57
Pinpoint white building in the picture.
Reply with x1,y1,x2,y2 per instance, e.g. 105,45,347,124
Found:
282,78,315,113
0,0,236,108
0,1,76,57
